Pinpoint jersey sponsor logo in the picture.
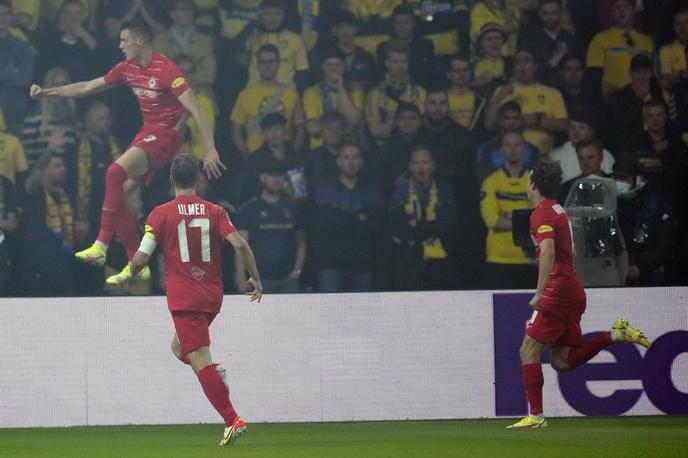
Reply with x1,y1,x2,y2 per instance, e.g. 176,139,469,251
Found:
132,87,160,99
172,77,186,88
143,135,157,142
191,265,206,280
538,224,554,234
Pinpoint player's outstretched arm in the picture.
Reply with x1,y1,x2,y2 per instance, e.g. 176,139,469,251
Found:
30,77,109,99
177,89,226,179
226,231,262,302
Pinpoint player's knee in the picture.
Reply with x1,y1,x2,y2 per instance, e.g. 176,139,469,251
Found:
550,358,571,373
171,338,182,359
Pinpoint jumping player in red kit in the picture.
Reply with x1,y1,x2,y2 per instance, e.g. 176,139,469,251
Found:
507,159,651,429
29,18,225,283
111,153,262,445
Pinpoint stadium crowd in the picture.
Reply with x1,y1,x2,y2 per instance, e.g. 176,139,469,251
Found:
0,0,687,296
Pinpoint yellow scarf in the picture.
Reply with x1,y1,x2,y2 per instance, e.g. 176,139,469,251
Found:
77,136,121,220
45,188,74,252
404,180,447,260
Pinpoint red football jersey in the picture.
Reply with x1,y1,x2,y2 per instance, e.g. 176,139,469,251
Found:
103,52,191,129
145,194,236,313
530,198,586,305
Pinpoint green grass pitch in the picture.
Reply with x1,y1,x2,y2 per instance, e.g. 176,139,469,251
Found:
1,416,686,458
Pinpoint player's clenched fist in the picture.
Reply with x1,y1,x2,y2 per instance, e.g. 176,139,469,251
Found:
29,84,44,98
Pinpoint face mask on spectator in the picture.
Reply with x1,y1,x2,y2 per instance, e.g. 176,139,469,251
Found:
615,180,631,196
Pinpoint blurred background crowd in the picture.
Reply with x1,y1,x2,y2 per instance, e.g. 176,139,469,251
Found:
0,0,687,296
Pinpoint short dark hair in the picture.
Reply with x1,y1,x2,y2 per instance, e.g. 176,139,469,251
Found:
499,101,522,116
256,44,280,58
539,0,562,8
341,142,363,153
515,46,539,65
395,102,421,118
450,52,471,65
630,53,652,72
0,1,11,11
260,0,287,11
575,137,604,158
319,47,346,65
171,154,199,189
260,112,286,130
121,17,153,43
531,158,562,199
410,145,436,162
643,98,668,112
675,6,688,18
392,5,415,19
321,111,346,125
558,52,584,69
385,41,410,60
333,11,358,27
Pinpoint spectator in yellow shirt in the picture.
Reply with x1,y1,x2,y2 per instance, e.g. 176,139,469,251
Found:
231,44,304,160
586,0,654,99
480,130,535,289
472,23,508,92
153,0,218,111
470,0,519,56
447,54,485,130
303,47,364,149
447,53,484,131
0,129,28,185
245,0,309,89
486,48,568,153
366,42,427,143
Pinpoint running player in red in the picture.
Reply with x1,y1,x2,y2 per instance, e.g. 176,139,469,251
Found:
29,18,225,283
507,159,651,429
111,153,262,446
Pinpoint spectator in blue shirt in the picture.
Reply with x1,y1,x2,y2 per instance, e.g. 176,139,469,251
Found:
234,160,306,294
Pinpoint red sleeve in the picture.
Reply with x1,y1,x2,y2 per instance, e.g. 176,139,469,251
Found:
532,208,556,244
216,205,236,239
144,206,166,243
164,59,191,97
103,61,127,86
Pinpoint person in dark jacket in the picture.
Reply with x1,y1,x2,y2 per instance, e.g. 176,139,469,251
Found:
312,143,385,292
389,146,458,291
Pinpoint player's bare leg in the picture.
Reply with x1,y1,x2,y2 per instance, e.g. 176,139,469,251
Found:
507,336,548,429
186,346,246,446
76,146,149,267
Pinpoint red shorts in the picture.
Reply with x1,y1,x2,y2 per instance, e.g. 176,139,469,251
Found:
526,299,586,347
130,127,185,185
171,310,217,357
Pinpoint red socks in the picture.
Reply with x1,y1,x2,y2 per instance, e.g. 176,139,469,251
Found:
567,332,613,370
522,363,544,416
115,207,141,259
97,163,128,246
96,163,140,257
197,364,237,427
